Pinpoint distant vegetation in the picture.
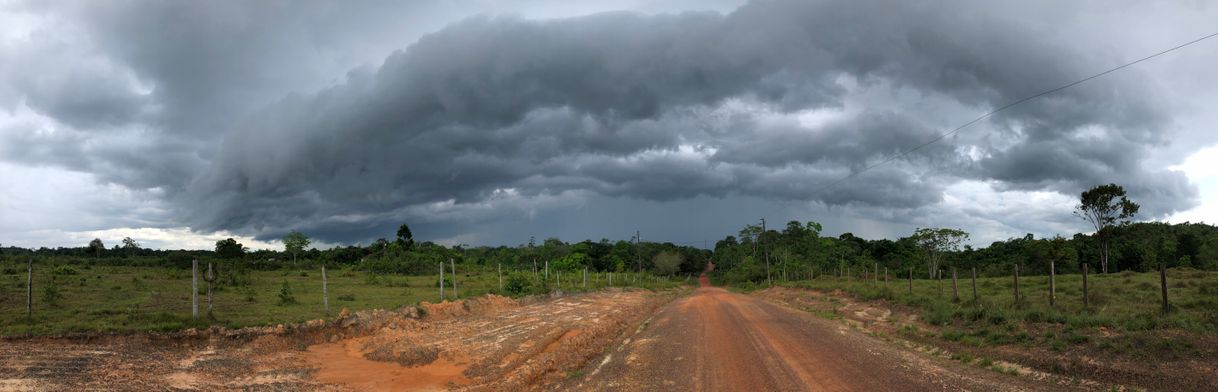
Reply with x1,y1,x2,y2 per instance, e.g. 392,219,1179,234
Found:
712,184,1218,286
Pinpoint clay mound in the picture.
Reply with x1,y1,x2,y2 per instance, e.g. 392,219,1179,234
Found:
419,294,519,321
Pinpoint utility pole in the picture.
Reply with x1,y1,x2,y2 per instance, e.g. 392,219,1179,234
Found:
635,230,642,272
761,218,771,286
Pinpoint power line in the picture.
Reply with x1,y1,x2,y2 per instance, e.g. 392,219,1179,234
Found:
663,29,1218,248
805,30,1218,200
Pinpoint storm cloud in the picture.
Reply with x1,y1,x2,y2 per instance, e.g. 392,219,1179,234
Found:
1,0,1213,247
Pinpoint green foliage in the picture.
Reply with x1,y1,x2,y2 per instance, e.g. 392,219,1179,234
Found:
214,238,245,259
276,280,297,306
282,231,310,259
396,224,415,250
551,253,589,272
652,251,683,276
503,273,533,296
51,265,79,275
43,282,63,306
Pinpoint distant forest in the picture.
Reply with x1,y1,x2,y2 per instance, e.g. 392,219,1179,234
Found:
3,221,1216,283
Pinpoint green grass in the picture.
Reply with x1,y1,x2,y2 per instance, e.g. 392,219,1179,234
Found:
0,263,677,336
774,268,1218,335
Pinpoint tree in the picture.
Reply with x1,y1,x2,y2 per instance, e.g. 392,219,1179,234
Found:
652,251,684,277
283,231,310,265
215,238,246,259
912,228,969,279
87,238,105,260
396,224,414,250
1074,183,1139,273
121,237,139,257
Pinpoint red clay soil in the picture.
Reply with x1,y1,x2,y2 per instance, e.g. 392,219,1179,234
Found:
565,275,1078,391
0,290,678,391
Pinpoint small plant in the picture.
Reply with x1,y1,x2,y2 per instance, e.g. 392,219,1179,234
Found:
51,265,79,275
277,280,297,306
337,293,356,301
43,282,64,306
239,287,257,303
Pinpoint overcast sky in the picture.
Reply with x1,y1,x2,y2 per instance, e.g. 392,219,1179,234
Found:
1,0,1216,251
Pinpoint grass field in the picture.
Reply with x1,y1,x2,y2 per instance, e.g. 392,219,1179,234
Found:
722,267,1218,360
0,262,677,336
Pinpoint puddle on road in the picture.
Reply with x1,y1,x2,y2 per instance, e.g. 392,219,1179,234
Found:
305,338,470,391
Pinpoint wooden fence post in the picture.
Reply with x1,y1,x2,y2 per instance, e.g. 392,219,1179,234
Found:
322,265,329,315
1082,263,1089,307
1160,262,1170,314
583,267,587,289
450,258,458,298
907,267,913,294
192,259,199,320
884,267,888,283
938,269,943,297
1048,260,1056,308
26,258,32,318
1013,264,1020,305
874,262,878,284
971,267,977,302
204,262,215,314
439,262,444,300
951,268,958,302
498,264,503,291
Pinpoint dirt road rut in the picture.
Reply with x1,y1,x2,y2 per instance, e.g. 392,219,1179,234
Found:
567,278,1075,391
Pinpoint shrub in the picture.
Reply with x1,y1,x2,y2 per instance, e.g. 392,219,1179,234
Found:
51,265,79,275
277,281,297,306
923,302,954,326
337,293,356,301
43,283,63,306
503,273,533,296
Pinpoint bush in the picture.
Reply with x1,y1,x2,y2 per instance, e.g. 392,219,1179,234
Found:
51,265,79,275
337,293,355,301
503,273,533,296
43,283,63,306
923,302,954,326
277,281,297,306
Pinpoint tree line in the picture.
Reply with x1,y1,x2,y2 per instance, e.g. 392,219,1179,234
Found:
3,184,1214,281
711,184,1218,285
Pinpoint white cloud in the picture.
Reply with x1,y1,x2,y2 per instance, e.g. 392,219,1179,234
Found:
1169,145,1218,224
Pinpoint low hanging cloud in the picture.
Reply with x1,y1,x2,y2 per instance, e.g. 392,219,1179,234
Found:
1,0,1208,246
183,0,1195,242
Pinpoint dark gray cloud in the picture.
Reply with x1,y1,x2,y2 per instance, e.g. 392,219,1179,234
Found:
1,0,1211,247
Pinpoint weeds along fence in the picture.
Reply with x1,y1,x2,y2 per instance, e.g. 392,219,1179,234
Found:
0,257,681,336
717,261,1218,333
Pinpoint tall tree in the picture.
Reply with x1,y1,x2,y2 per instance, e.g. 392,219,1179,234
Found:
283,231,310,265
215,238,246,259
912,228,969,279
1074,183,1139,273
396,224,414,250
87,238,105,260
121,237,140,257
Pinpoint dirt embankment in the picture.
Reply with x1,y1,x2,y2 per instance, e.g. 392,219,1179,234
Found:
751,286,1218,392
0,289,681,391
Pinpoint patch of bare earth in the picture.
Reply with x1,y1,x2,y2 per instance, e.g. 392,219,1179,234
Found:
751,286,1218,392
0,289,680,391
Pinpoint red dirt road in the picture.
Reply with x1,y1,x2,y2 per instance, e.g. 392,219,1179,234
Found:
567,275,1074,391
